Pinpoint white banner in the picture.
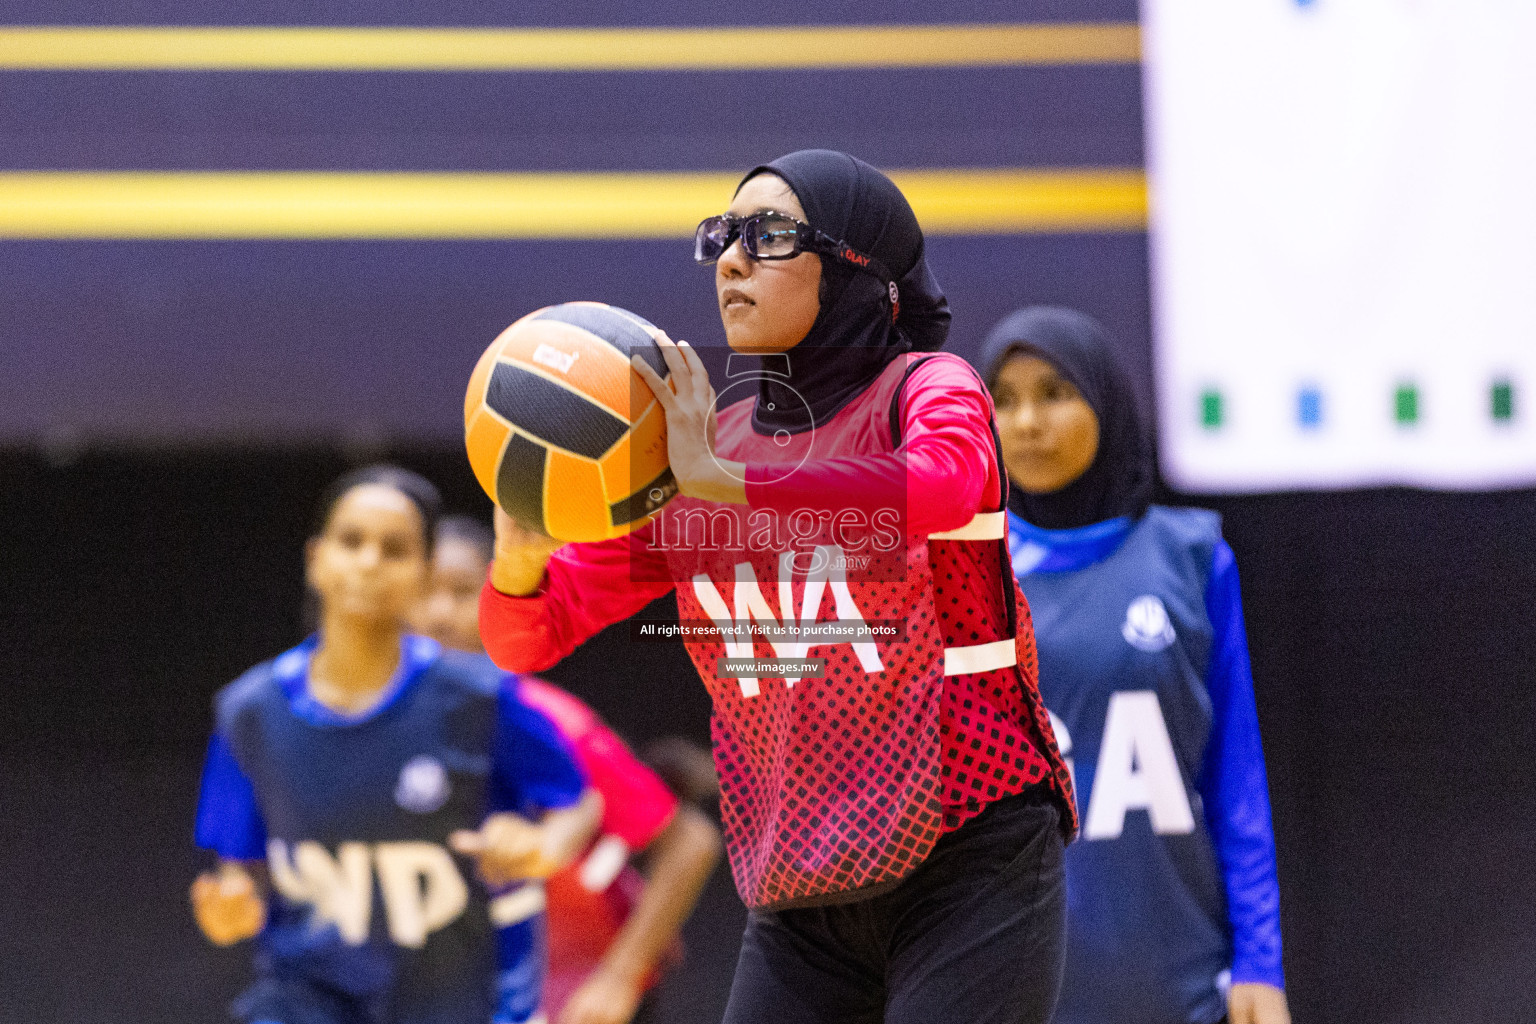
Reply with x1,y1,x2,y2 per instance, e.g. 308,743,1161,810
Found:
1142,0,1536,491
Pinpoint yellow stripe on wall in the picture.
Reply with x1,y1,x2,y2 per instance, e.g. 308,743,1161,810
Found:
897,170,1146,234
0,23,1139,71
0,170,1147,238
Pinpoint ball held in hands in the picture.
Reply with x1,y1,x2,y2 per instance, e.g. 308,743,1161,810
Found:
464,302,680,542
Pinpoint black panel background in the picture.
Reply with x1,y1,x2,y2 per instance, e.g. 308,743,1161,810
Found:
609,467,679,527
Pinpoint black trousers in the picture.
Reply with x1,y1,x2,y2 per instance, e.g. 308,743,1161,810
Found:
722,791,1066,1024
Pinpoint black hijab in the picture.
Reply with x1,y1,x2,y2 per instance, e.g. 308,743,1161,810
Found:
735,150,950,434
978,306,1154,530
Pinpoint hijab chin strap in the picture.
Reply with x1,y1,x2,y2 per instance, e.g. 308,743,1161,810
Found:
978,307,1155,531
735,150,950,435
728,352,790,380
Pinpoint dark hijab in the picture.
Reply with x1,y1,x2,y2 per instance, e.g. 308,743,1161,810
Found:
735,150,950,434
978,306,1154,530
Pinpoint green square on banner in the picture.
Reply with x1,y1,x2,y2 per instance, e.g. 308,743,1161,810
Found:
1492,380,1514,421
1200,388,1222,429
1394,383,1419,424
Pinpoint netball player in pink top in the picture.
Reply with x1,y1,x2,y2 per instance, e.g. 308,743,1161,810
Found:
480,150,1076,1024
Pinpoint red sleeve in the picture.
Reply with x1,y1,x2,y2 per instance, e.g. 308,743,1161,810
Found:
479,519,676,673
517,678,680,851
742,355,1001,536
583,725,679,850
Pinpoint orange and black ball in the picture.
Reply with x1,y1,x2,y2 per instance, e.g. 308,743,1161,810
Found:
464,302,677,542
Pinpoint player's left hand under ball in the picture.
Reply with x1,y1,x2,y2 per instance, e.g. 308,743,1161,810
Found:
450,812,564,885
489,504,565,596
631,334,744,505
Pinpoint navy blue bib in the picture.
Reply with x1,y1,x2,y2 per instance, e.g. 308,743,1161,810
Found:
216,642,502,1024
1018,507,1230,1024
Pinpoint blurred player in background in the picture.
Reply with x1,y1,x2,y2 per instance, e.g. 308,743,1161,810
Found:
980,308,1291,1024
191,465,599,1024
414,515,722,1024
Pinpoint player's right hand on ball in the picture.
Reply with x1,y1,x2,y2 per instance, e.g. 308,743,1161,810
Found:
190,862,266,946
490,506,565,596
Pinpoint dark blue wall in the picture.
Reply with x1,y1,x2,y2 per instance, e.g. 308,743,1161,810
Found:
1,5,1143,443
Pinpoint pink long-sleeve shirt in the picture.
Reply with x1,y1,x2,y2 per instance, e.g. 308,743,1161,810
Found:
481,356,1063,840
481,356,999,670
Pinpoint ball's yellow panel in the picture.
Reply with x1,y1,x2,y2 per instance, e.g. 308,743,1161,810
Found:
598,397,669,500
542,448,612,542
464,407,511,504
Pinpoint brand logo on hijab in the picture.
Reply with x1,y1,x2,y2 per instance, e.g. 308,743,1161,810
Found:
839,247,870,267
395,755,451,814
1122,595,1176,652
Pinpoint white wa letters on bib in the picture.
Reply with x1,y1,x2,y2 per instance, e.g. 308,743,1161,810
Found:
1053,691,1196,841
691,544,884,698
267,839,471,948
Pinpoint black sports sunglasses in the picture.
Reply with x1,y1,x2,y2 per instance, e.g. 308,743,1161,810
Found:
694,211,898,286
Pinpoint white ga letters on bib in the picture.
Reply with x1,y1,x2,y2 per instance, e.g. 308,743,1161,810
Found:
1053,691,1197,841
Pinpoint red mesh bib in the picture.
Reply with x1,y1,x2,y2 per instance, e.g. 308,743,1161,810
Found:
656,354,1074,908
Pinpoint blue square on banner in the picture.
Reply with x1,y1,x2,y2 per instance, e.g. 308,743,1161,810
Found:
1298,386,1323,429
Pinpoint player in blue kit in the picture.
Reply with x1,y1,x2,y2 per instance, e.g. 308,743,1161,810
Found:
190,465,599,1024
979,309,1292,1024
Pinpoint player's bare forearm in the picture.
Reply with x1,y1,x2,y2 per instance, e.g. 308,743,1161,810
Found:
598,806,722,990
541,789,605,869
560,806,721,1024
